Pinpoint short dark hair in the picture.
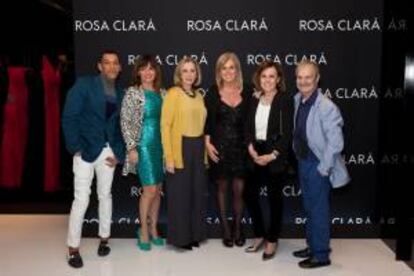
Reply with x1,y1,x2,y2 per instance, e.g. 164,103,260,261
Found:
98,49,120,63
252,60,286,93
131,55,163,91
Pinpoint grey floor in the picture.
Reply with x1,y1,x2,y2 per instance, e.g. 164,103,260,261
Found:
383,239,414,270
1,215,413,276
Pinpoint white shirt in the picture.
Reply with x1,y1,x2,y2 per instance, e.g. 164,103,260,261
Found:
255,101,271,140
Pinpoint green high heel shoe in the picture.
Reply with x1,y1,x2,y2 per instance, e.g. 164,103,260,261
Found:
136,228,151,251
151,235,165,246
149,222,164,246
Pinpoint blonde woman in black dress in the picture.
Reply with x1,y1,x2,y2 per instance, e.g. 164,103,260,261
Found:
205,52,250,247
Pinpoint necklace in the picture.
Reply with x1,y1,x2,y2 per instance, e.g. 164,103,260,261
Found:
181,87,196,98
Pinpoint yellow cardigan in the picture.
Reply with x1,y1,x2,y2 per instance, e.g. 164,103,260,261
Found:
161,86,208,169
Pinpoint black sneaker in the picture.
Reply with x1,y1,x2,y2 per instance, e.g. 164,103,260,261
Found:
97,241,111,257
293,247,312,258
67,251,83,268
298,257,331,269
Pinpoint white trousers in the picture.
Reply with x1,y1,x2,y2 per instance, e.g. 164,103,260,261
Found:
67,146,115,248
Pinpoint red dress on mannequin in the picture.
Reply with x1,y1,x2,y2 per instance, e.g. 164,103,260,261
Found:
42,56,61,192
0,67,29,188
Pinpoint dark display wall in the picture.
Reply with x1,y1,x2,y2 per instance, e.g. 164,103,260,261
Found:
73,0,392,237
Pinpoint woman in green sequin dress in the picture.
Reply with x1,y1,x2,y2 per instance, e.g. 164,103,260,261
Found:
121,55,164,251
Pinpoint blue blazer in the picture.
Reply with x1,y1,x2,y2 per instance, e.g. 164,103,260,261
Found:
62,75,125,163
293,89,350,188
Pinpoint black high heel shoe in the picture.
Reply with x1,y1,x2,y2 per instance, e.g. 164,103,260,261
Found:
234,224,245,247
262,250,276,261
262,242,277,261
221,222,233,247
190,241,199,248
234,234,245,247
177,244,192,250
222,233,234,247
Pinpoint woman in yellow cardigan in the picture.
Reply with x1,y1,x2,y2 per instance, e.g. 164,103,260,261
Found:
161,56,208,250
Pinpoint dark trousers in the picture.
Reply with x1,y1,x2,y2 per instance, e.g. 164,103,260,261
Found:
166,136,207,247
298,154,331,261
245,163,284,243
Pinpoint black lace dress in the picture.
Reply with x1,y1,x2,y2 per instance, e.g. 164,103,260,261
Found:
205,85,251,180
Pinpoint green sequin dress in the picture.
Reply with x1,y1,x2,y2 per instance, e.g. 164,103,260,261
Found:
137,90,164,185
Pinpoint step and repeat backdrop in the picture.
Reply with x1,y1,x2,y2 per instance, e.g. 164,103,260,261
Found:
73,0,396,237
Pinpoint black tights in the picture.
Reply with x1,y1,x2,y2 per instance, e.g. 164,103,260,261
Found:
217,177,245,238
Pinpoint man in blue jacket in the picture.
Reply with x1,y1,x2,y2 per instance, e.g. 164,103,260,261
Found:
62,50,125,268
292,60,350,269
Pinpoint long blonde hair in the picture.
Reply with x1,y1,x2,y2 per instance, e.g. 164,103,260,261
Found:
215,52,243,89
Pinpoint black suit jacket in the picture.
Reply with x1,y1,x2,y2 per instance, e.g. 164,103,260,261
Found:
245,91,293,174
